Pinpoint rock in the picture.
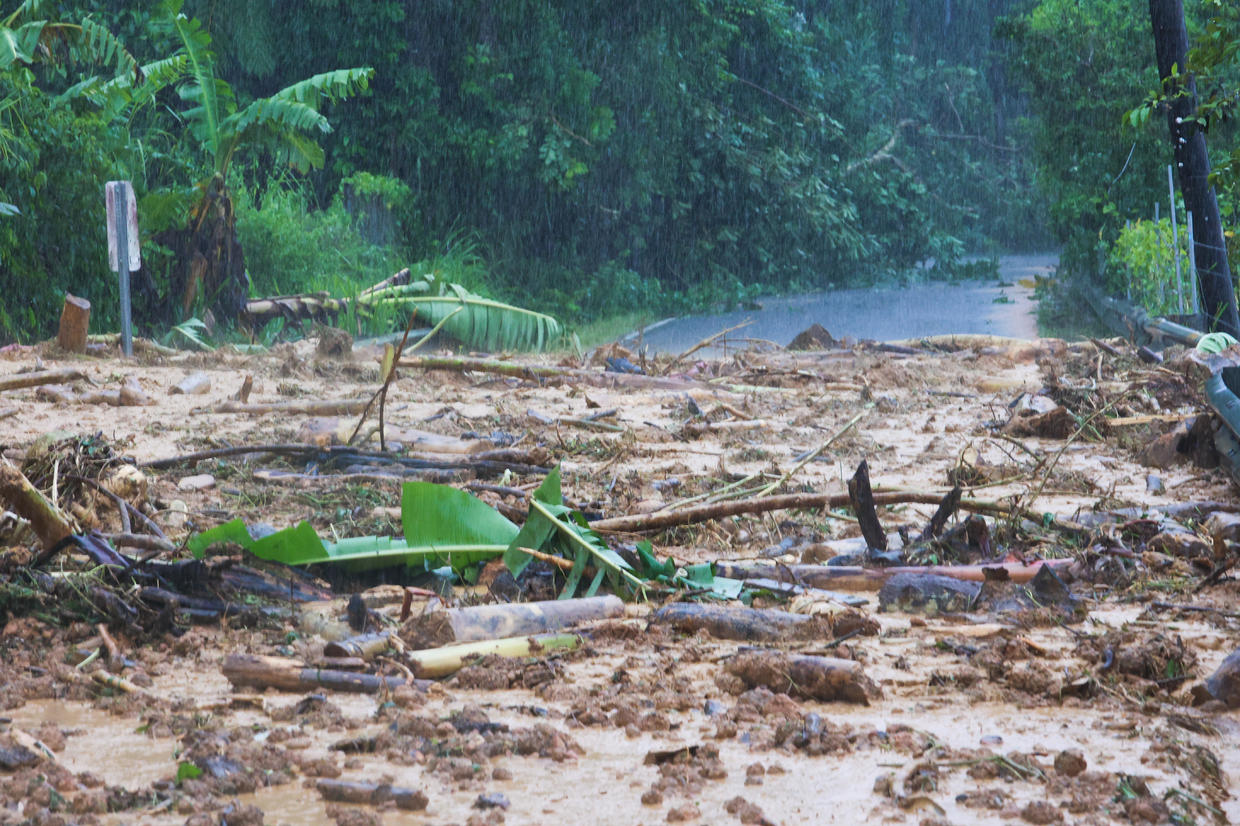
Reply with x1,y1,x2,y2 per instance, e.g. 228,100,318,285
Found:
1053,748,1087,776
178,473,216,492
316,327,352,359
878,573,981,614
1137,416,1219,469
1146,530,1212,561
1020,799,1063,823
170,371,212,395
787,323,837,351
1204,647,1240,707
1204,512,1240,545
1145,474,1164,493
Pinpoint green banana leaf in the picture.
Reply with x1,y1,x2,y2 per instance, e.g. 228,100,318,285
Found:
634,540,744,600
366,274,561,352
187,481,517,573
502,466,646,598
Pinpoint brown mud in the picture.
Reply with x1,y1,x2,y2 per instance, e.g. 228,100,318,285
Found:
1,331,1238,825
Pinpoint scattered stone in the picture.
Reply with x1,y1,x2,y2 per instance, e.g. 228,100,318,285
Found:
1019,800,1063,824
878,573,981,614
474,792,510,810
1204,647,1240,707
1053,748,1087,777
787,323,837,351
666,803,700,822
178,473,216,492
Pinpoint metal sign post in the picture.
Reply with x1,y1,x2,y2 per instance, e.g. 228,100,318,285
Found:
105,181,140,357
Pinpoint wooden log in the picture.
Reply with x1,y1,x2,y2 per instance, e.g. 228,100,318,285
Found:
170,372,211,395
315,778,428,811
0,367,88,392
57,294,91,353
726,650,881,704
399,596,624,648
407,633,581,679
714,559,1074,592
0,460,75,560
848,459,886,551
649,602,832,642
221,653,412,694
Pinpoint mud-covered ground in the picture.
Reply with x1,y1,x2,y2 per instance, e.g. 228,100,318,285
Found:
1,331,1238,826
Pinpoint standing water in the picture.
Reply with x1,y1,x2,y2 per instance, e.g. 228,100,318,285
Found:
628,254,1053,355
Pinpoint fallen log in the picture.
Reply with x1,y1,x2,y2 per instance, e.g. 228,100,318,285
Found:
0,460,76,560
400,596,623,648
589,488,1086,535
0,367,88,392
222,653,415,694
649,602,833,642
407,633,581,679
714,559,1075,592
725,650,881,704
315,778,428,811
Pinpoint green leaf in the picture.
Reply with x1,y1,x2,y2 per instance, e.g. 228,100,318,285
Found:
503,469,562,576
176,762,202,784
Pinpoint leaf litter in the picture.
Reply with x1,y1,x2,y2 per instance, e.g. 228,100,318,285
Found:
0,327,1239,824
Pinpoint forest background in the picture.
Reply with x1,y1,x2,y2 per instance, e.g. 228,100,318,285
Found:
1,0,1238,345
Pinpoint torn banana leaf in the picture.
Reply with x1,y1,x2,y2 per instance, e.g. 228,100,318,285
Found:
635,540,744,600
187,481,516,573
503,466,646,599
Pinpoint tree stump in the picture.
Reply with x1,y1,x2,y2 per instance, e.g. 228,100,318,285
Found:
57,294,91,353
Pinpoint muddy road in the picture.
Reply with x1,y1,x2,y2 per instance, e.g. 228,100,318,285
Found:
0,327,1238,826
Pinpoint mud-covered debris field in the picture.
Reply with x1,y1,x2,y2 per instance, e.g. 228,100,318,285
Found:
1,330,1239,826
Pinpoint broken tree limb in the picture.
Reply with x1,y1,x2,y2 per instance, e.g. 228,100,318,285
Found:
0,460,76,561
407,632,582,679
589,488,1086,535
399,596,623,648
398,355,732,392
209,398,369,415
725,650,881,704
755,411,864,497
0,367,88,392
713,559,1075,592
664,320,754,374
921,485,963,541
847,459,887,552
222,653,414,694
315,779,428,811
650,602,832,642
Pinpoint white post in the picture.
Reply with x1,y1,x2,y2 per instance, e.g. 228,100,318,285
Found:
105,181,140,357
1186,209,1198,318
1168,165,1184,314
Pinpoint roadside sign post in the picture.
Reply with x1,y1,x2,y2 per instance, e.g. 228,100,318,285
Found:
105,181,140,357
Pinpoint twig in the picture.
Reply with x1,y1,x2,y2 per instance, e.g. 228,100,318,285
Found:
664,320,753,374
756,411,864,496
511,545,576,571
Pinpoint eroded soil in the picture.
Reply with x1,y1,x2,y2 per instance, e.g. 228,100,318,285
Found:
1,331,1238,825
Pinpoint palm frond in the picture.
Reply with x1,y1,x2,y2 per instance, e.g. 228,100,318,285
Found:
171,12,220,158
78,17,138,81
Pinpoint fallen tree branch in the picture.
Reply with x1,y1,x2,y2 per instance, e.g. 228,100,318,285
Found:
0,367,88,392
714,558,1075,592
209,399,369,416
0,460,76,561
589,488,1085,535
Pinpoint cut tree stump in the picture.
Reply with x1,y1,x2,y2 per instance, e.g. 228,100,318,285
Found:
57,294,91,353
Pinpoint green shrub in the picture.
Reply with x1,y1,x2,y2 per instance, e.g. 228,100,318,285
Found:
1106,218,1194,316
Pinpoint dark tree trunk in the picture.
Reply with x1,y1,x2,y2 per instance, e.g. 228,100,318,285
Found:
1149,0,1240,336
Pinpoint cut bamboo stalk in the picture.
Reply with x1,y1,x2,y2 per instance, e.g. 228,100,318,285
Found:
323,632,395,661
400,596,623,648
407,633,581,679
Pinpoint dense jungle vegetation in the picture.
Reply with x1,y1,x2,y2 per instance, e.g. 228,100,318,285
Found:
0,0,1237,344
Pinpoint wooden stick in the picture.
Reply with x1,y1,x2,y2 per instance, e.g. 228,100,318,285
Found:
589,488,1083,535
222,653,413,694
714,558,1075,592
0,367,88,392
398,354,757,392
209,399,369,415
755,411,864,496
511,545,575,571
664,320,753,373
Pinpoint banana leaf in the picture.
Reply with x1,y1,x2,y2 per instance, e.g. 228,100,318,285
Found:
186,481,517,573
634,540,743,600
502,466,646,598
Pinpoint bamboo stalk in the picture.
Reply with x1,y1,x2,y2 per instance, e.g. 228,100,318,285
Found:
0,367,88,392
406,632,581,678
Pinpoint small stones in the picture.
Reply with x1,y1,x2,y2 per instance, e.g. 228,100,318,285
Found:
1053,748,1087,777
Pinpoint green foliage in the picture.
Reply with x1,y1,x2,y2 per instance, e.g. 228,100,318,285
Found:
1106,218,1193,316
